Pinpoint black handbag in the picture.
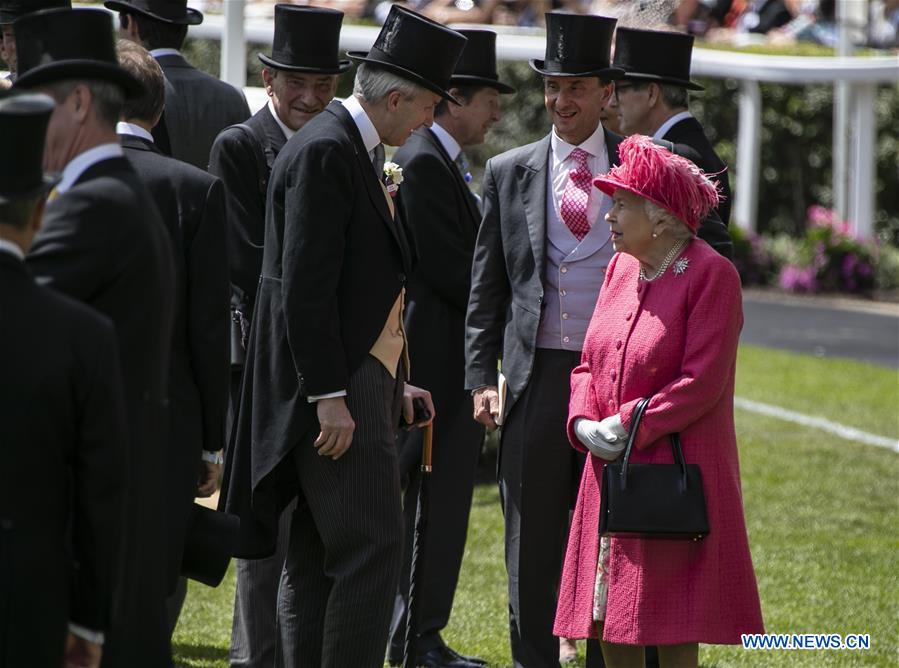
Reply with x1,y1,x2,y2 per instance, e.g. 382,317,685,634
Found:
599,398,709,540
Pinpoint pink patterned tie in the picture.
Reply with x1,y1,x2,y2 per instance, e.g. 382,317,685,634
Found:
560,147,592,241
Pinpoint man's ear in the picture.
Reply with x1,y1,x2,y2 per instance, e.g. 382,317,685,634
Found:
385,89,403,112
71,84,91,124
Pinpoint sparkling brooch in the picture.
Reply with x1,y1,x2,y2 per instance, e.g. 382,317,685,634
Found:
673,257,690,276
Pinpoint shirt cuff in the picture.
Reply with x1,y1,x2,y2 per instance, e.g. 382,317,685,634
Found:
307,390,347,403
201,450,223,465
68,623,105,646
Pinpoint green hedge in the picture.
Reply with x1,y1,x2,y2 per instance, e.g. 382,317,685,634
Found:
182,38,899,246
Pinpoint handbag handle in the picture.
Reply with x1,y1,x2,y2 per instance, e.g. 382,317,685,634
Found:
618,398,690,492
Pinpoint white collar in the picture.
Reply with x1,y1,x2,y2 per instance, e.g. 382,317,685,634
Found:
653,110,693,141
430,122,461,161
116,121,155,143
149,48,181,59
56,143,124,194
267,99,296,141
550,123,607,164
0,238,25,261
341,95,381,154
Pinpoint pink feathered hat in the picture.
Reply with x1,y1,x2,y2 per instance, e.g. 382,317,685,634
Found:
593,135,721,233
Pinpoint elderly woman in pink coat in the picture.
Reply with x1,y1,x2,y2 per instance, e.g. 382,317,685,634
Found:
553,135,764,668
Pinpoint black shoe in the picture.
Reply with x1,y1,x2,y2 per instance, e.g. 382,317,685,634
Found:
390,644,486,668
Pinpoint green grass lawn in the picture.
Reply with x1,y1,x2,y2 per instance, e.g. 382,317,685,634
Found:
174,345,899,667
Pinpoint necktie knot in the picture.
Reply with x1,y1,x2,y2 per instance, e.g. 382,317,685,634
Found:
570,148,590,170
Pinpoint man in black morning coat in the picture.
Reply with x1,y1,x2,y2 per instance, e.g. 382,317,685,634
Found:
387,29,513,668
611,27,734,241
106,0,250,169
0,90,127,668
220,7,464,666
207,6,348,666
14,8,176,667
115,39,229,630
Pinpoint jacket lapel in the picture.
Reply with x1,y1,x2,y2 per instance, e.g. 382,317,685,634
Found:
326,103,411,270
256,106,288,157
421,128,481,229
605,127,624,167
518,135,551,269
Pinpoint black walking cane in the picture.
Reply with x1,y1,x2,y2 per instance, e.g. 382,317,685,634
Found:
403,420,434,668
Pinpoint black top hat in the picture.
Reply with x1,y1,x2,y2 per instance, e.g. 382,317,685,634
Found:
0,0,71,26
613,27,703,91
347,5,467,103
180,504,240,588
258,5,351,75
13,8,143,99
103,0,202,26
530,12,623,79
0,90,57,204
450,30,514,94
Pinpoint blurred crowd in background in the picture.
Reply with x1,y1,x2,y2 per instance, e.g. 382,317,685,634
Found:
183,0,899,50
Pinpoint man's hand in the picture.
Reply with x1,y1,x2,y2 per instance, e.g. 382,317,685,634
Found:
64,632,102,668
401,383,435,428
315,397,355,460
196,460,220,497
472,385,500,430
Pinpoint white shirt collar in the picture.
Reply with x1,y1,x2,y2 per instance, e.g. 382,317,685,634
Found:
429,122,461,161
267,99,296,141
116,121,155,143
149,48,181,59
56,143,124,194
550,123,608,166
653,110,693,141
341,95,381,154
0,238,25,261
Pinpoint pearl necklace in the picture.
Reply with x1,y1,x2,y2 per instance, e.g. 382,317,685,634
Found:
639,238,689,282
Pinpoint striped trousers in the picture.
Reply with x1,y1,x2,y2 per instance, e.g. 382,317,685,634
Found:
275,355,405,668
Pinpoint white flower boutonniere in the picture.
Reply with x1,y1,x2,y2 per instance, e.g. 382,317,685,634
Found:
383,161,403,197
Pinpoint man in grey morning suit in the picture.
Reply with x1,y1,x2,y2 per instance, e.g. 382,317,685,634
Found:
106,0,250,169
387,29,513,668
219,7,462,666
208,6,347,667
464,12,624,667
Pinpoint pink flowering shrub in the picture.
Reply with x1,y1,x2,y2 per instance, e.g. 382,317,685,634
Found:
777,206,877,294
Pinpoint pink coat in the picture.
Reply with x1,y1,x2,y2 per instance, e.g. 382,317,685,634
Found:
553,241,764,645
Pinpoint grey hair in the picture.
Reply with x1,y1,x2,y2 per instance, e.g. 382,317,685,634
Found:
658,83,689,110
353,63,423,104
43,79,124,128
644,199,692,239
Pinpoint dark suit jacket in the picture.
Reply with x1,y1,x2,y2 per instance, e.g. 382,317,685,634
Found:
0,252,127,667
464,130,622,417
121,133,230,590
663,115,733,229
154,53,251,170
221,100,412,557
208,105,287,317
27,155,175,666
393,127,480,416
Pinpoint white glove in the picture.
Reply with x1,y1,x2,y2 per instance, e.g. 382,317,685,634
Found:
574,414,629,461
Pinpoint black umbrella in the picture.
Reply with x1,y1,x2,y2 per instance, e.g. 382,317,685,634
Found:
403,420,434,668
